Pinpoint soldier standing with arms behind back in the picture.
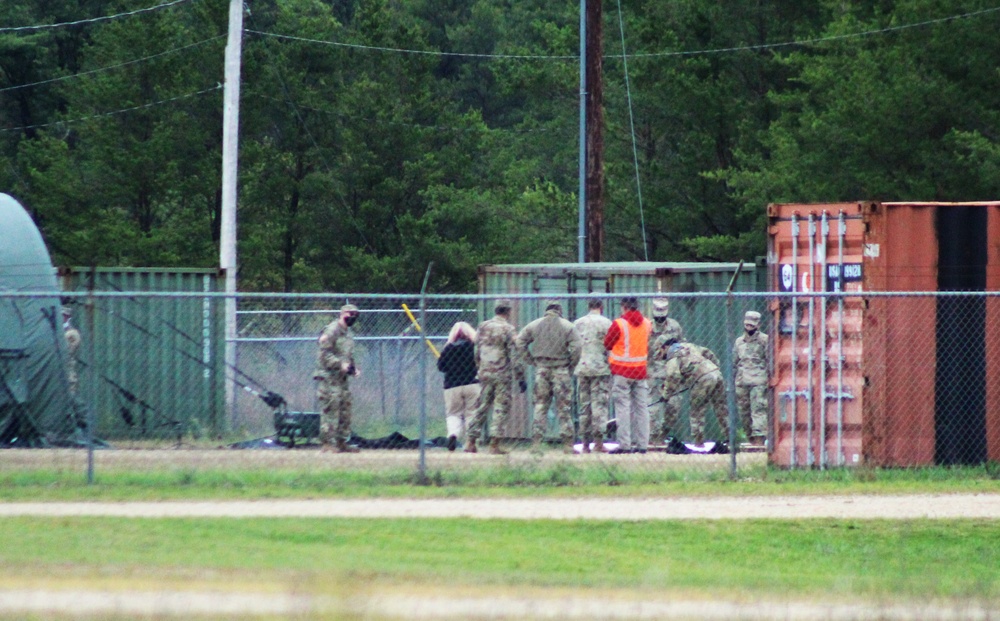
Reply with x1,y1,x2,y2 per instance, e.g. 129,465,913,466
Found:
733,310,769,447
517,299,581,454
314,304,361,453
466,299,525,455
573,298,612,453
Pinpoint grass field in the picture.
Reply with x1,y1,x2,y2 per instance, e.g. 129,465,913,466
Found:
3,454,1000,619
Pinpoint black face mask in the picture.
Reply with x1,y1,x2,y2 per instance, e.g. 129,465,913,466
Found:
745,326,756,335
344,315,358,327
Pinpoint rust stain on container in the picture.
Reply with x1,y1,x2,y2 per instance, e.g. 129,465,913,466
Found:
768,202,1000,468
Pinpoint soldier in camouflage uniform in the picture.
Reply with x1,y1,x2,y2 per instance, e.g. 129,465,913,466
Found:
466,299,524,454
662,341,730,445
314,304,361,453
517,299,581,454
733,310,769,446
62,306,81,397
573,298,612,453
647,298,683,443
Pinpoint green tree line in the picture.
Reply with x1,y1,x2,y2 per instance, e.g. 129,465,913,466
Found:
3,0,1000,292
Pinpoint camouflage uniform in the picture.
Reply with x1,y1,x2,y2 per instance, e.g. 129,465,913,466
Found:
573,309,612,444
62,309,81,397
468,304,523,442
662,342,729,444
648,299,684,441
733,311,769,440
314,311,356,447
517,302,581,448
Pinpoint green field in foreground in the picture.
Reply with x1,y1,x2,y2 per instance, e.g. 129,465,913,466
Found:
0,517,997,604
1,462,1000,501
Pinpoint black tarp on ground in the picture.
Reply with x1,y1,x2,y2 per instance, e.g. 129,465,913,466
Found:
0,194,81,447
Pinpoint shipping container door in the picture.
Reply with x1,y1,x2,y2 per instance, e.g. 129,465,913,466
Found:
769,204,866,468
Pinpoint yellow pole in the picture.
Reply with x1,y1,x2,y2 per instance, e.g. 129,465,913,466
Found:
402,303,440,358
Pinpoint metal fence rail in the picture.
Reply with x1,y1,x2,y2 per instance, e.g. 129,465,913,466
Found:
3,289,998,483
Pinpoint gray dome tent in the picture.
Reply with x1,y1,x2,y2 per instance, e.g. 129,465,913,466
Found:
0,193,80,446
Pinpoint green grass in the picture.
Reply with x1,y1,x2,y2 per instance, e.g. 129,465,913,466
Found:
1,462,1000,501
0,517,998,603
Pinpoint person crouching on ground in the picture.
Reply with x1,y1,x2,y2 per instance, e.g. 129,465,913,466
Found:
437,321,480,452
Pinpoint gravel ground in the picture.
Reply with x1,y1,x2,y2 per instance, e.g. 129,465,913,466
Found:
2,493,1000,519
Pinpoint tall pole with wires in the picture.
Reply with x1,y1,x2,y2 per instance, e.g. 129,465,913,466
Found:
577,0,586,264
585,0,604,262
221,0,243,428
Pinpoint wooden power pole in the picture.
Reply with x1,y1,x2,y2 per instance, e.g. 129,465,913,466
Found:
584,0,604,263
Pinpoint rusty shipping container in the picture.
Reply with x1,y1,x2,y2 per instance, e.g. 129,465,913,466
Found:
768,202,1000,468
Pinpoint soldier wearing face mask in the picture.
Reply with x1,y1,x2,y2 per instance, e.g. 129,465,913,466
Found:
648,298,684,443
733,310,769,447
314,304,362,453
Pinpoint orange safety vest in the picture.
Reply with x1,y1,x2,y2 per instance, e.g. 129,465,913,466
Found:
608,317,651,369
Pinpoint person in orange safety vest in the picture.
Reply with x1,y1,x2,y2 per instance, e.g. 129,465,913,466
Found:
603,297,651,454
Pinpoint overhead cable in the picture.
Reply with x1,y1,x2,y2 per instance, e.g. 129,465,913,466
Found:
248,5,1000,61
0,35,225,94
0,84,222,133
614,0,648,261
246,30,578,60
0,0,197,33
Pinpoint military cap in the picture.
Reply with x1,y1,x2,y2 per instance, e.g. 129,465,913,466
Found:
494,298,512,312
544,299,562,312
652,298,670,317
743,310,761,326
667,342,688,359
340,304,360,314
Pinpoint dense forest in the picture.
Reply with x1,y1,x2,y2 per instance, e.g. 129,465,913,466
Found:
3,0,1000,292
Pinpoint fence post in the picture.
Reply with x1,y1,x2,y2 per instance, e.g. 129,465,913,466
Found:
85,269,96,484
726,262,743,480
417,263,434,484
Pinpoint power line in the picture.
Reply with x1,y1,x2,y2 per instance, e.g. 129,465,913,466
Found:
248,5,1000,61
624,5,1000,58
0,0,197,33
0,84,222,133
246,29,578,60
256,95,570,135
0,35,225,94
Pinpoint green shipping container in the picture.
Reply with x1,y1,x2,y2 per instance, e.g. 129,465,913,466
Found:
59,267,225,441
477,262,764,440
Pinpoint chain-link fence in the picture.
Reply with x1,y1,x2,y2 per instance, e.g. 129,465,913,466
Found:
3,289,998,483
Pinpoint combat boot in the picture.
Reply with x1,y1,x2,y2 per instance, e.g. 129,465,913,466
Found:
581,434,592,454
335,439,360,453
464,437,478,453
488,438,508,455
561,437,575,455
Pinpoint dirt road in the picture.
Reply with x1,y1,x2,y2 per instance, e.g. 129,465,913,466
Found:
2,493,1000,519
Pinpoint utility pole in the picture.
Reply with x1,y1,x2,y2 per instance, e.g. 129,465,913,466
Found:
585,0,604,262
576,0,586,263
221,0,243,427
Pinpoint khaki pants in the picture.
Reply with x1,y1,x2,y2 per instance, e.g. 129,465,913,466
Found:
444,383,480,441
